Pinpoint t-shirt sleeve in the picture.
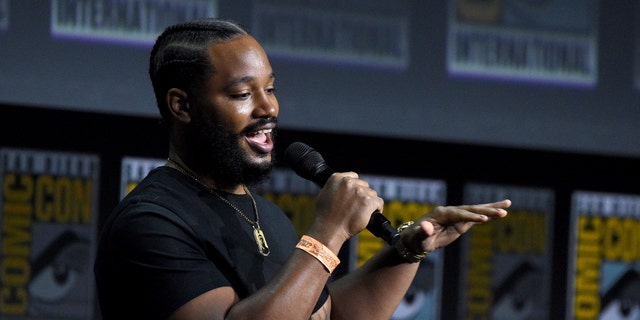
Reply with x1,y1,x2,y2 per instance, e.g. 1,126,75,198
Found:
104,202,228,319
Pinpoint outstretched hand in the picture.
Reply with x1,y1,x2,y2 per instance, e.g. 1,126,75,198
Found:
402,199,511,254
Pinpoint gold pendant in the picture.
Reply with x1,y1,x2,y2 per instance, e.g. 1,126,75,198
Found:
253,227,270,256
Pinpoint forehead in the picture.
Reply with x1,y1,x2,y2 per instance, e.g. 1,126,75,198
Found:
206,35,272,81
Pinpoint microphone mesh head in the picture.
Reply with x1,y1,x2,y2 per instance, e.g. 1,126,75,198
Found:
284,142,326,181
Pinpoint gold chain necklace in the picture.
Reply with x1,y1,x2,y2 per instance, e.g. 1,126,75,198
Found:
167,158,270,256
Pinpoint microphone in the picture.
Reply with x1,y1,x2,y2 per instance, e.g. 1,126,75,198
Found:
284,141,400,245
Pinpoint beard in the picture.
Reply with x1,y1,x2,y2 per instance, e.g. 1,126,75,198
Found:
189,113,276,188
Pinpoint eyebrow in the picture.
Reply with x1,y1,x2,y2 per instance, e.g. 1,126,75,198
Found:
223,73,276,90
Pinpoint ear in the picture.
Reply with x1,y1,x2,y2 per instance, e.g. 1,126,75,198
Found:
166,88,190,122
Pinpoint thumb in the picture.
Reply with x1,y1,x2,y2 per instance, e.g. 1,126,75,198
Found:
419,220,434,236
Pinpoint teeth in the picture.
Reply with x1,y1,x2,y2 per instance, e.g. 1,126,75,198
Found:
246,128,272,137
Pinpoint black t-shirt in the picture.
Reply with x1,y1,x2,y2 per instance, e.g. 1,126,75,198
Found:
94,166,329,319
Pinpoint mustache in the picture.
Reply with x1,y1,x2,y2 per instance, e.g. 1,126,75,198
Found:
242,117,277,135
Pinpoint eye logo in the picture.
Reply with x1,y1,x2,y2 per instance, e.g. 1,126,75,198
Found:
599,269,640,320
29,230,90,302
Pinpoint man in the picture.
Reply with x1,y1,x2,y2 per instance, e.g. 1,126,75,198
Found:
93,18,510,319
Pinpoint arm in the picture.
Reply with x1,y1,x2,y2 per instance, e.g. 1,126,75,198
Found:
327,200,511,320
171,251,334,320
171,172,381,320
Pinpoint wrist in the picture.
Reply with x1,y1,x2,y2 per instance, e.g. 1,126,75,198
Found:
393,221,428,263
306,225,347,254
296,235,341,273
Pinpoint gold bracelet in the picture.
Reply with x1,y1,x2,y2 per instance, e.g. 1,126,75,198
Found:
394,221,428,263
296,235,340,274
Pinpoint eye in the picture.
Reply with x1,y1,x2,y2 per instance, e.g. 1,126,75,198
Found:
491,293,535,319
231,92,251,100
491,262,542,319
391,257,435,319
30,258,81,301
599,270,640,320
29,231,90,302
600,300,640,320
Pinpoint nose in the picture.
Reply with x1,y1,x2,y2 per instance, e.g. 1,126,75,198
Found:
253,91,278,118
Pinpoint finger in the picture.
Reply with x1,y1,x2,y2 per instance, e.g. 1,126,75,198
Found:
491,199,511,209
462,201,510,218
424,208,488,224
454,209,492,222
452,206,505,222
329,171,359,183
419,220,434,236
475,199,512,209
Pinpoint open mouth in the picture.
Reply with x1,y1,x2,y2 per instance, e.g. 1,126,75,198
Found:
245,128,273,153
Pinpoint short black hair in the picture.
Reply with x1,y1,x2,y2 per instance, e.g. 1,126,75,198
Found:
148,18,248,120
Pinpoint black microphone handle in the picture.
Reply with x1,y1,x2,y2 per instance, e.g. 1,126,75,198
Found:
319,167,400,245
285,142,400,245
313,167,400,245
368,209,401,245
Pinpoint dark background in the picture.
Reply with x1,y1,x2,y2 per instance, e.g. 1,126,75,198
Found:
1,1,638,159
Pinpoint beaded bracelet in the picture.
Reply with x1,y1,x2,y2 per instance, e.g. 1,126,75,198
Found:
394,221,428,263
296,235,340,274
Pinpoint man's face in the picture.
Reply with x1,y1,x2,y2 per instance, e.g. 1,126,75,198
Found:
188,35,279,186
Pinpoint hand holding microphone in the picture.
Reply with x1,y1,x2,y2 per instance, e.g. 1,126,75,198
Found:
285,142,400,245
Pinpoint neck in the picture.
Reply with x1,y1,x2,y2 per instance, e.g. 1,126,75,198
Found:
166,157,245,194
